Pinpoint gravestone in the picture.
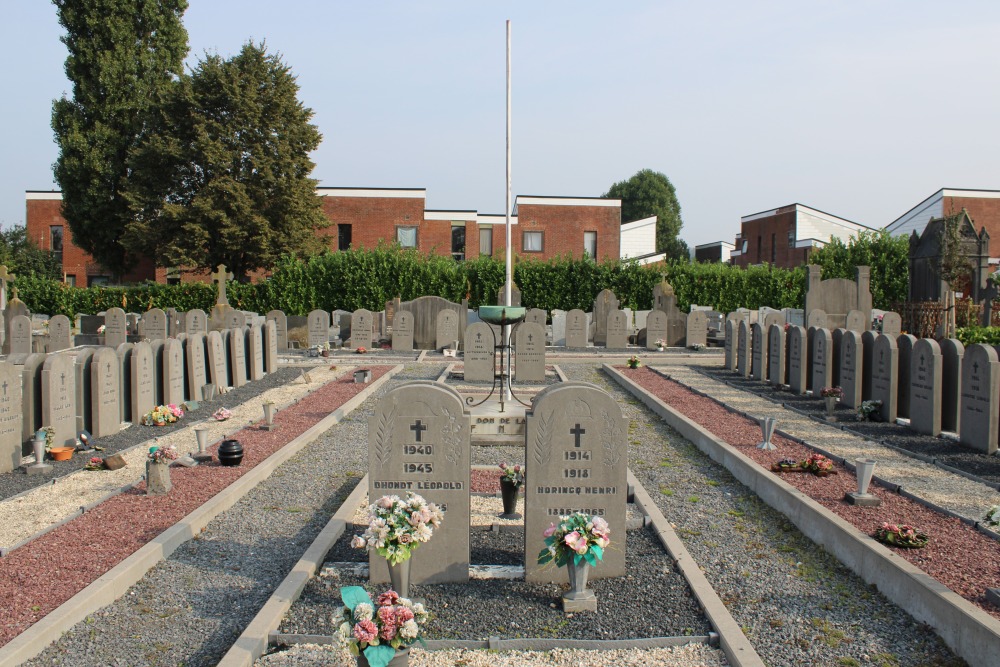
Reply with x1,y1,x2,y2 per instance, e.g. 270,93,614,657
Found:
435,310,460,351
184,333,208,401
762,310,785,329
787,326,808,394
223,310,246,331
463,322,494,382
7,314,31,361
525,308,546,327
807,309,828,329
42,354,77,447
652,281,676,314
149,340,165,405
263,321,278,373
767,324,786,387
646,311,668,351
881,312,902,338
185,309,208,336
736,320,750,378
606,310,629,349
896,334,918,419
551,310,567,347
21,353,46,445
48,315,72,352
166,308,182,336
940,339,964,433
90,348,120,438
392,311,415,352
497,283,522,307
804,264,873,330
307,310,330,348
514,321,546,382
524,382,627,583
959,344,1000,454
144,308,168,342
666,311,688,347
350,309,373,350
592,289,619,346
105,308,128,348
751,323,767,382
861,331,877,401
116,344,133,423
829,328,844,388
871,335,898,423
368,382,471,584
208,264,235,326
265,310,288,350
73,348,95,434
811,328,833,394
910,338,942,436
0,361,21,473
724,320,736,370
162,338,185,406
565,309,588,348
130,342,155,426
247,325,265,381
206,331,228,391
845,310,867,333
686,310,708,348
2,290,30,355
226,329,247,389
840,330,863,409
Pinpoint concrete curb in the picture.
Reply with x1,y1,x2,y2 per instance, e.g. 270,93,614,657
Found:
627,469,766,667
269,633,715,652
0,365,401,667
605,364,1000,667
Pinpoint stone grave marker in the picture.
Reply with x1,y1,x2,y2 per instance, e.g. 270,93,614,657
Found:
392,311,414,352
21,353,46,445
514,321,546,382
42,353,77,447
48,315,72,352
871,335,898,423
497,283,522,307
881,312,902,338
861,331,876,401
782,308,804,327
846,310,867,333
90,348,120,438
226,329,247,389
162,338,185,406
811,328,833,393
788,326,808,394
551,310,567,347
566,309,588,348
130,342,155,426
736,320,751,378
592,289,619,346
144,308,168,342
351,309,373,350
463,322,494,382
686,310,708,348
263,321,278,373
525,308,546,327
225,310,247,331
524,382,627,583
840,330,863,409
2,290,29,355
184,333,207,401
265,310,288,350
307,310,329,348
116,344,133,423
941,338,964,433
0,361,21,473
910,338,942,436
652,281,676,314
247,325,265,381
807,309,828,329
960,344,1000,454
646,310,668,350
149,340,165,405
751,322,767,381
724,319,736,370
896,334,917,419
666,310,688,347
105,308,128,348
186,309,208,336
206,331,228,391
368,382,471,584
762,310,785,329
73,348,95,434
767,324,786,387
8,314,31,361
829,328,844,388
606,310,629,349
166,308,182,336
435,310,460,351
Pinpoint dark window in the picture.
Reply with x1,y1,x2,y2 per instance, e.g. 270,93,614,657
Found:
584,231,597,259
88,275,110,287
50,225,63,265
771,233,776,263
451,223,466,261
338,224,352,251
479,228,493,256
523,231,544,253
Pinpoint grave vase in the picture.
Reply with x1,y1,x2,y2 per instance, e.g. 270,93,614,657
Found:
825,396,837,416
499,480,521,518
566,558,590,596
357,647,409,667
856,459,877,495
388,558,411,598
146,461,171,495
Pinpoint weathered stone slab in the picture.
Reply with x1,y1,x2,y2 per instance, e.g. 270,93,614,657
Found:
896,334,917,419
247,325,265,381
185,309,208,336
736,320,751,378
551,310,567,347
205,331,228,391
871,335,898,423
42,353,77,447
144,308,168,342
368,382,471,584
105,308,128,348
861,331,877,401
525,382,627,583
48,315,72,352
3,296,29,355
910,338,942,436
265,310,287,350
0,362,21,472
90,348,120,438
226,329,247,389
686,310,708,348
392,311,414,351
263,321,278,373
224,309,247,331
566,309,588,348
811,328,833,394
7,314,31,361
941,338,964,433
762,311,785,330
592,289,619,346
840,330,863,409
130,342,155,426
807,309,828,329
845,310,867,333
646,311,668,351
307,310,329,348
21,353,45,446
751,323,767,382
184,333,208,401
73,348,95,434
724,320,736,370
350,309,373,350
960,344,999,454
161,338,185,406
525,308,547,327
881,312,902,338
666,311,687,347
463,322,494,382
606,310,629,349
514,322,546,382
435,310,460,351
787,326,807,394
767,324,786,386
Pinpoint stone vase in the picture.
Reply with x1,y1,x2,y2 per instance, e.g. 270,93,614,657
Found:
32,437,46,465
825,396,837,416
388,558,411,599
756,416,777,450
566,558,590,596
356,647,409,667
146,461,171,495
499,480,521,519
262,402,276,429
856,459,877,495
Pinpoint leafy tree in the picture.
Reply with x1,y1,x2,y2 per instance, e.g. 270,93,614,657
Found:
0,226,63,280
124,42,327,281
808,229,909,309
603,169,687,261
51,0,189,278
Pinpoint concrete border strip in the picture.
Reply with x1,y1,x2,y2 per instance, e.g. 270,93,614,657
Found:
0,365,401,667
269,633,714,652
605,364,1000,667
628,469,766,667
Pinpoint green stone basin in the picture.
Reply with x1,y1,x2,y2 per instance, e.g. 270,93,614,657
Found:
478,306,527,325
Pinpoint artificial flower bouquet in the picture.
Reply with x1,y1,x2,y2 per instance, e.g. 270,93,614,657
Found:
148,443,179,465
332,586,428,667
985,505,1000,527
141,404,184,427
819,386,844,399
356,346,368,354
212,407,232,421
626,355,641,369
352,492,444,565
857,400,882,421
498,462,524,486
537,512,611,568
875,522,928,548
84,456,105,471
801,452,836,475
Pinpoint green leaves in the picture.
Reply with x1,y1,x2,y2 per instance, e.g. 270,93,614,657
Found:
604,169,686,260
340,585,372,613
808,230,908,310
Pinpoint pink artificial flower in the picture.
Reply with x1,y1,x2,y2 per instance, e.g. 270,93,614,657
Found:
377,591,400,606
351,535,367,549
564,530,588,554
353,619,378,644
395,606,415,623
398,533,413,544
543,523,557,538
592,517,609,534
377,496,395,509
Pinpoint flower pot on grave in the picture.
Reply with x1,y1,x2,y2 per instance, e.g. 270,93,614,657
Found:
146,461,171,495
562,558,598,612
825,396,837,416
49,447,74,462
357,647,409,667
499,480,521,519
217,439,244,467
387,558,411,598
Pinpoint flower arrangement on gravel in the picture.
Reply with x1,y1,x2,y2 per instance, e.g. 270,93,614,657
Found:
688,343,704,351
820,386,843,399
771,453,837,476
83,456,105,471
356,346,368,354
875,522,928,549
655,339,666,349
985,505,1000,527
332,586,428,667
857,399,882,421
212,407,232,421
626,355,641,369
141,404,184,427
97,324,106,334
772,458,800,471
498,462,524,486
147,443,178,465
351,492,444,565
538,512,611,568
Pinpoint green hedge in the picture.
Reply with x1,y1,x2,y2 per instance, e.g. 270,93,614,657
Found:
955,327,1000,347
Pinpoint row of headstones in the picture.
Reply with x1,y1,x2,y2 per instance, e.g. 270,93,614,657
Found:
0,322,280,474
367,380,627,585
728,319,1000,454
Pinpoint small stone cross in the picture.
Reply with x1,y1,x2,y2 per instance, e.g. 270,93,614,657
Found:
212,265,234,307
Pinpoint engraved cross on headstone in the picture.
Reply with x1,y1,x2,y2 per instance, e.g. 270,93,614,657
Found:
570,423,586,448
212,264,235,307
410,420,427,442
0,265,14,311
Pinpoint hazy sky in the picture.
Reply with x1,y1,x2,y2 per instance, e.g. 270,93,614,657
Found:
2,1,999,249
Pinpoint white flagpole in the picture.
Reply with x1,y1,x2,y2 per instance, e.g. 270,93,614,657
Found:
502,19,513,405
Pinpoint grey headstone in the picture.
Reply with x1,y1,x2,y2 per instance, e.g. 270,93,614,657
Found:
144,308,168,342
435,310,460,351
736,320,751,378
787,326,808,394
90,348,120,438
226,329,247,389
497,284,522,307
551,310,567,347
941,338,964,433
8,314,31,361
73,348,95,434
463,322,494,382
263,321,278,373
392,311,414,351
751,322,767,382
368,382,471,584
0,362,22,473
21,353,46,445
811,328,833,394
724,319,736,370
896,334,917,419
646,311,668,350
860,331,876,401
116,343,133,423
205,331,228,391
525,308,547,327
351,309,373,350
565,309,588,348
247,325,265,381
48,315,72,352
686,311,708,348
184,333,208,401
767,324,786,387
524,382,627,583
959,344,999,454
266,310,288,350
186,309,208,336
881,312,902,338
130,342,155,426
2,297,30,355
42,353,77,447
307,310,329,348
162,338,185,406
762,311,785,330
666,311,688,347
871,335,898,423
845,310,867,333
782,308,804,327
224,309,247,331
514,322,546,382
830,329,845,388
839,330,863,409
910,338,942,436
105,308,128,348
652,281,676,315
807,309,828,329
149,340,165,406
591,289,619,346
605,310,629,349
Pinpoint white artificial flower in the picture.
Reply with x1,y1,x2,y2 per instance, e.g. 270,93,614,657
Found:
399,619,419,640
354,603,373,621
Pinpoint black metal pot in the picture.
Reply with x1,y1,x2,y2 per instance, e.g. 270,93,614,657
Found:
217,439,244,467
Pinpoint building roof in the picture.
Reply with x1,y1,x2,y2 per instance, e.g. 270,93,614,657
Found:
885,188,1000,237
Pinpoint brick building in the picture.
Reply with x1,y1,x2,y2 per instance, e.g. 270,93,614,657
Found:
885,188,1000,260
730,203,872,269
26,188,624,285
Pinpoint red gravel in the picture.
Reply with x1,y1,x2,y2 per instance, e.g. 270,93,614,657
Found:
622,366,1000,619
0,366,391,648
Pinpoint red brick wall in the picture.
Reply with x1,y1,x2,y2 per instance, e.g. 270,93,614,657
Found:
513,201,620,261
945,196,1000,249
732,208,810,269
321,195,426,250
